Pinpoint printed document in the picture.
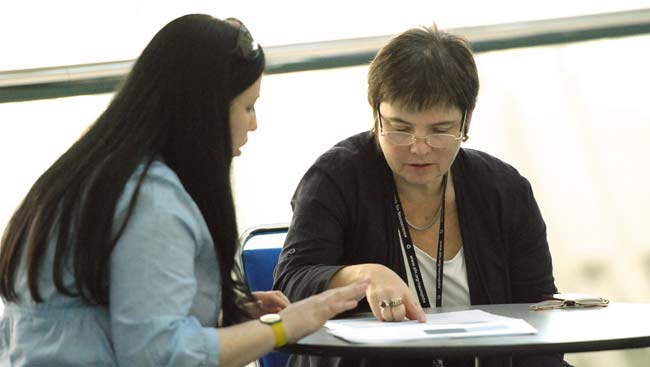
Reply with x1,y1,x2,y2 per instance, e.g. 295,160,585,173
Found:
325,310,537,343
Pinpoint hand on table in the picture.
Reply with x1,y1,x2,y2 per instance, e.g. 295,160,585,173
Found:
280,280,369,343
242,291,291,318
361,264,426,323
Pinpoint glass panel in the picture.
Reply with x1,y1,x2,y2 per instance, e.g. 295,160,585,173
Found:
0,94,112,229
2,0,649,70
1,33,649,366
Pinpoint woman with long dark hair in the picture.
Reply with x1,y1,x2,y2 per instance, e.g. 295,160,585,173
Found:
0,14,367,367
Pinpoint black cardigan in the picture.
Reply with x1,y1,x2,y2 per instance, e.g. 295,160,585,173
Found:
274,131,563,367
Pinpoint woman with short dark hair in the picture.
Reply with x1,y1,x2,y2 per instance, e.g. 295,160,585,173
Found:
274,25,565,367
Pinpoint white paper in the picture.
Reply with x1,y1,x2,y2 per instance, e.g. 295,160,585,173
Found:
325,310,537,343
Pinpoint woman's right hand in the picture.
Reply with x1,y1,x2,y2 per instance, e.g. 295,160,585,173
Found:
360,263,426,323
279,280,369,343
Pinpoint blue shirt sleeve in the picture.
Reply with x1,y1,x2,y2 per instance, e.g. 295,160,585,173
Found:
109,164,221,366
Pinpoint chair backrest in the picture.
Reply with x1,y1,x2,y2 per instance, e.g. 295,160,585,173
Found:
240,223,290,367
243,246,283,292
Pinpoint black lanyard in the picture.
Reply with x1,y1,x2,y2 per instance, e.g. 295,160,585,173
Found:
393,174,448,308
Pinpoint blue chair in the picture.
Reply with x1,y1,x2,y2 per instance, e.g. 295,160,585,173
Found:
240,223,290,367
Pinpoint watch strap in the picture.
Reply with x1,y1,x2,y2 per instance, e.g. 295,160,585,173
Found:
270,320,287,348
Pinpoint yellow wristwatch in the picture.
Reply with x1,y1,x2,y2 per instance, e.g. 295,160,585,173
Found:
259,313,287,348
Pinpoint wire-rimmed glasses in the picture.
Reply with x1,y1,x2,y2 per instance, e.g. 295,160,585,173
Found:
377,106,467,149
225,17,260,61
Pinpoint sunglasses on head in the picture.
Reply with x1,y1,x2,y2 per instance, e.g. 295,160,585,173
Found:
225,17,260,61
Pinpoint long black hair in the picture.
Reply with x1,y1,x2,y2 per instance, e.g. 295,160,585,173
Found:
0,14,264,325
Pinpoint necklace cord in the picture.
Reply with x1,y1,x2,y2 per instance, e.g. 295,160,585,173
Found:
404,202,443,231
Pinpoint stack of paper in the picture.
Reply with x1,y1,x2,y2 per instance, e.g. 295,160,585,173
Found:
324,310,537,343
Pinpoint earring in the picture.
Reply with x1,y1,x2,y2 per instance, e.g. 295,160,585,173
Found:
462,135,469,142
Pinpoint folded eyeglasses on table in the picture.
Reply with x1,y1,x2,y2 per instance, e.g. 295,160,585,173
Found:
530,293,610,311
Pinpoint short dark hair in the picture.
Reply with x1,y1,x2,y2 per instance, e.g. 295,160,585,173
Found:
0,14,263,325
368,24,479,126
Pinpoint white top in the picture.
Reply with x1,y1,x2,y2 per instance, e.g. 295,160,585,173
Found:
399,237,471,308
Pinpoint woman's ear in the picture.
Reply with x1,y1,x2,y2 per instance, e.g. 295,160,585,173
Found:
462,110,473,142
371,103,381,133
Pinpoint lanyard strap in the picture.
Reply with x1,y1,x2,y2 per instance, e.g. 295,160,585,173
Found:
393,174,448,308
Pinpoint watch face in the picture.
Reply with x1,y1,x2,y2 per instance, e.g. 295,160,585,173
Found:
260,313,281,324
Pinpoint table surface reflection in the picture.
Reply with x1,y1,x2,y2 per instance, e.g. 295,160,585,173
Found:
280,303,650,358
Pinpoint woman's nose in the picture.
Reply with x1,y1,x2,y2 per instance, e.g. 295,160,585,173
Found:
409,137,432,155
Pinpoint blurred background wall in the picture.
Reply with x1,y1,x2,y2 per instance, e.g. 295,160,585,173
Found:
1,1,649,365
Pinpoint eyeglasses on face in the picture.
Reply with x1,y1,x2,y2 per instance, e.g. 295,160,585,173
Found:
377,105,467,149
225,17,260,61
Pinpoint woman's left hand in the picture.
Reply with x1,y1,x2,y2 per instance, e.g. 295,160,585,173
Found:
244,291,291,318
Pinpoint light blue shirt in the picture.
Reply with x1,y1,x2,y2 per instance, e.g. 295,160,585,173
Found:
0,161,222,366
